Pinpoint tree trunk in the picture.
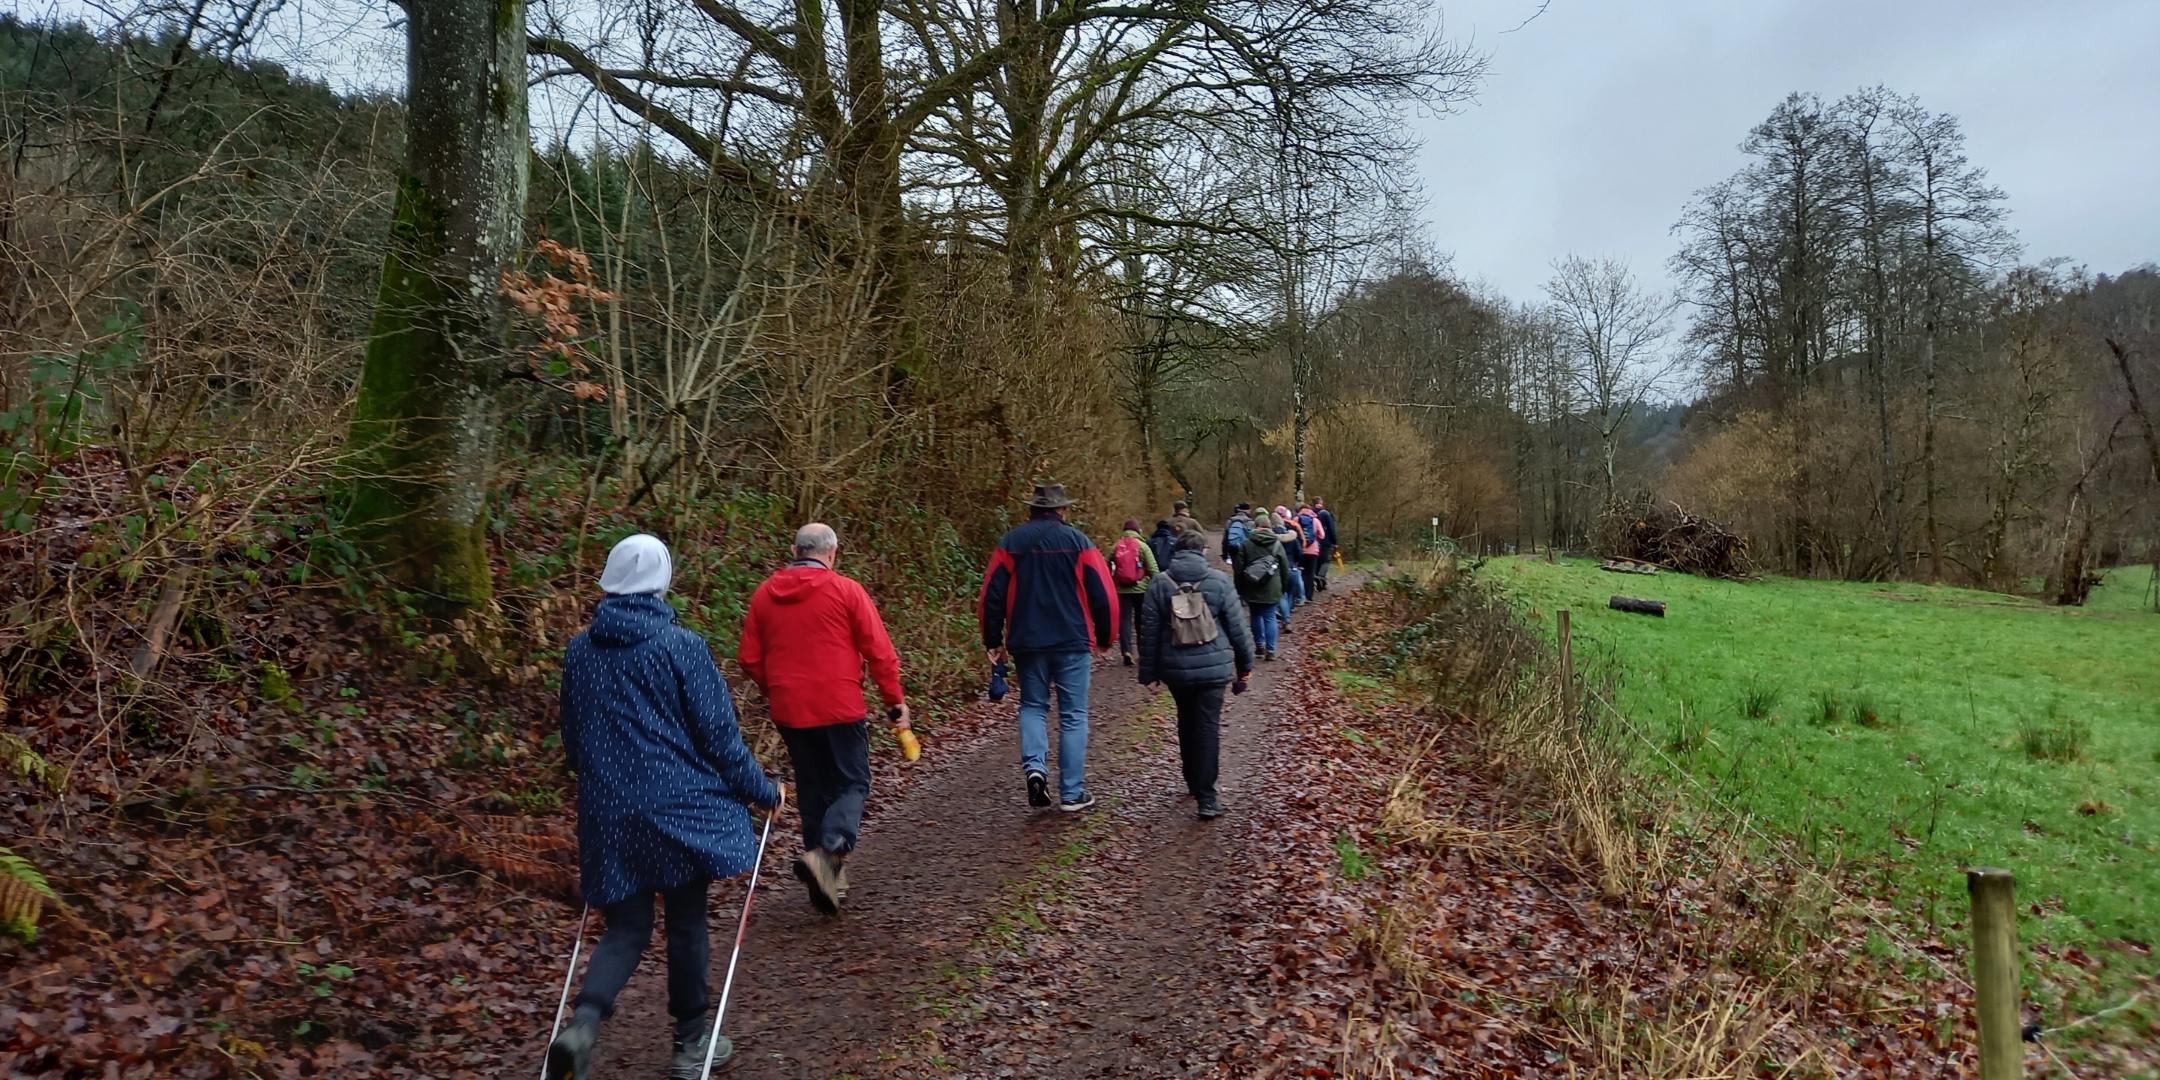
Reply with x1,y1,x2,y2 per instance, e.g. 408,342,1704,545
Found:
997,0,1050,296
346,0,528,618
1137,388,1158,489
2108,339,2160,611
1599,414,1617,511
836,0,923,383
1291,369,1308,504
1981,475,2012,590
2053,490,2094,606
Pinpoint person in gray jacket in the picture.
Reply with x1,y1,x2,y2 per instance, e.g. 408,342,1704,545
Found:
1136,530,1255,818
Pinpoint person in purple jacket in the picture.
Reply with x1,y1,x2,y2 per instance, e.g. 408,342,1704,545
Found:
978,484,1118,812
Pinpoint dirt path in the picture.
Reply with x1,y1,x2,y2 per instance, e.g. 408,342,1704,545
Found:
592,568,1362,1079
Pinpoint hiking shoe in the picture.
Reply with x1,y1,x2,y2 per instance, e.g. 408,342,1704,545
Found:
1121,652,1135,666
833,860,849,904
544,1018,596,1080
1264,647,1276,662
1026,770,1052,808
1198,799,1225,820
1059,791,1097,813
794,849,840,915
668,1029,732,1079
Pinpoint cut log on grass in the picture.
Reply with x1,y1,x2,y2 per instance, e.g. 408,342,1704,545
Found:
1609,595,1666,617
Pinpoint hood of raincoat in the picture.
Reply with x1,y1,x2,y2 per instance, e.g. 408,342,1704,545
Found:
586,593,678,647
760,562,839,604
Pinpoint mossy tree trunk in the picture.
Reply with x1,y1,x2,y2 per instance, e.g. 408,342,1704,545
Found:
346,0,529,617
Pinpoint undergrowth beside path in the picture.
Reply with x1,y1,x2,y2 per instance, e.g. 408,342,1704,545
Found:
1238,577,1988,1077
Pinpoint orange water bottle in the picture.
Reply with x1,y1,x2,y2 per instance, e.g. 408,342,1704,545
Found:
890,707,921,762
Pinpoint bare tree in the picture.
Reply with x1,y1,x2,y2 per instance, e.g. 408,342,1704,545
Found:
1892,99,2010,580
1544,255,1674,509
1839,85,1917,575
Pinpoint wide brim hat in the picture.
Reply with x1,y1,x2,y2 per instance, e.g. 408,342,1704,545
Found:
1024,483,1077,509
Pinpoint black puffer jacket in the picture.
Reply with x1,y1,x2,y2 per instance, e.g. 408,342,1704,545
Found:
1137,550,1256,687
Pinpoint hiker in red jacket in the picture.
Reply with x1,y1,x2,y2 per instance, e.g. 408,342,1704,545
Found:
980,483,1118,812
739,522,909,914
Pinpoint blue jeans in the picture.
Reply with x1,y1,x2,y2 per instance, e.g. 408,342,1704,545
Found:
1015,650,1091,801
1249,604,1279,651
1288,566,1306,606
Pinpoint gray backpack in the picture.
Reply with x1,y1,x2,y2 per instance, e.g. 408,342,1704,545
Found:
1169,582,1222,646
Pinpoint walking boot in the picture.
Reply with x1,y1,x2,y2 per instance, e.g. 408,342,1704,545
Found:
668,1028,732,1079
793,850,839,915
544,1016,597,1080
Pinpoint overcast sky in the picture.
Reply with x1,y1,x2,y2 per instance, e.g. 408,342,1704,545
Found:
32,0,2156,308
1418,0,2160,305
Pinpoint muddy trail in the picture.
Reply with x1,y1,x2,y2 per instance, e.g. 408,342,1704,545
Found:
588,572,1367,1079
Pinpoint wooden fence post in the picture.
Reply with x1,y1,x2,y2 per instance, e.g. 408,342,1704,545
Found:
1967,867,2023,1080
1557,609,1574,715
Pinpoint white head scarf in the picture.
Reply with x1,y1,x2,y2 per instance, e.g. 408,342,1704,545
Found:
599,533,672,596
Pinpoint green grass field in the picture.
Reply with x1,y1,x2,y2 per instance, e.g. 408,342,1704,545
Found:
1484,556,2157,1004
2088,562,2159,615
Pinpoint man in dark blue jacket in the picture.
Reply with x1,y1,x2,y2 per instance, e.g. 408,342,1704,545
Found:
547,534,782,1080
979,484,1118,812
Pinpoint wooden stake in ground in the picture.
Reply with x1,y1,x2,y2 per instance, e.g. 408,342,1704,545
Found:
1557,609,1574,714
1967,866,2024,1080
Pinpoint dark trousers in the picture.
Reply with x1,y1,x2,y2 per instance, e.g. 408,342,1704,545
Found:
1118,594,1143,658
779,721,872,854
1299,553,1323,593
1316,546,1334,587
1167,682,1226,803
575,879,710,1036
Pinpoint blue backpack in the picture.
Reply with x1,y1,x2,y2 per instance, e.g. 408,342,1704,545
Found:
1224,516,1249,556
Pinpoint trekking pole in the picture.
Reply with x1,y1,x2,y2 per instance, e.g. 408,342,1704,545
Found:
699,803,779,1080
541,904,591,1080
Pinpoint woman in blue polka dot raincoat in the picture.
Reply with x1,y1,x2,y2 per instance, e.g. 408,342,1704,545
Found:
546,534,783,1080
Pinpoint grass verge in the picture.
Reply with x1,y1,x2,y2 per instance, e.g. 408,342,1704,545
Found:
1483,555,2159,1061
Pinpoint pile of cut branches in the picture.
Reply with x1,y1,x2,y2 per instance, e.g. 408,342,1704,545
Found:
1594,497,1756,580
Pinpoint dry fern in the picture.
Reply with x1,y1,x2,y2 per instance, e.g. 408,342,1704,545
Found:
1,847,57,943
410,813,578,898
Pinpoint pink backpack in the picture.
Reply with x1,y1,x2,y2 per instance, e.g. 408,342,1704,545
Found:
1111,536,1146,586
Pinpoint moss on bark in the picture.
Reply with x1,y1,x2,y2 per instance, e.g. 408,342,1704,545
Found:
346,175,494,615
